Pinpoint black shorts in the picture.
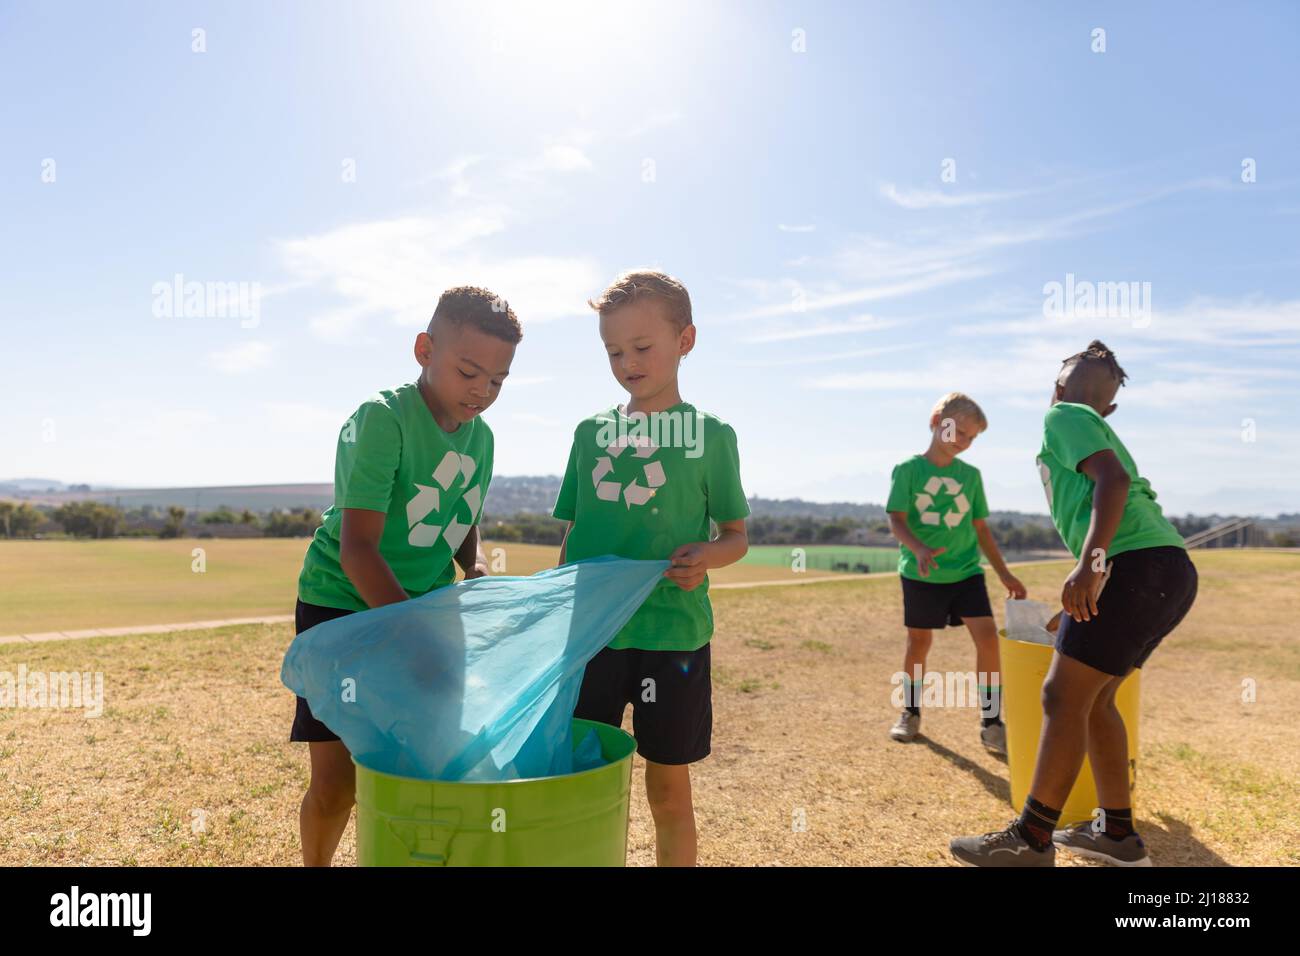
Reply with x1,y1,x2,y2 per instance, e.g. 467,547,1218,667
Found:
574,643,712,766
289,598,357,743
900,572,993,629
1056,546,1198,676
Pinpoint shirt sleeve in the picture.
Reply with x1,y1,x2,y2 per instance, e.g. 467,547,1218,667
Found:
551,433,580,521
335,400,402,512
1044,405,1112,472
885,461,911,513
970,468,990,520
705,422,750,523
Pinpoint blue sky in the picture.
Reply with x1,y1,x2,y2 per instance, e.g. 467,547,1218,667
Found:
3,1,1298,515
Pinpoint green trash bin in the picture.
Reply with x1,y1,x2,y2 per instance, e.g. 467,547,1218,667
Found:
353,718,635,866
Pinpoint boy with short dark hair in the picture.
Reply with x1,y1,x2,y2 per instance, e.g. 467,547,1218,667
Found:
291,286,521,866
553,268,750,867
950,341,1197,867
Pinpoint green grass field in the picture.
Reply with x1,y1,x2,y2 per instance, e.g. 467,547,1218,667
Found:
0,538,851,635
742,544,900,573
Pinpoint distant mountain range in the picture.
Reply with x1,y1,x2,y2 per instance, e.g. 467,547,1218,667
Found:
5,477,1295,528
0,476,966,521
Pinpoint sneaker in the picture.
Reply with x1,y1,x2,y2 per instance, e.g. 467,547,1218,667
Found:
889,709,920,742
1052,820,1152,866
979,721,1007,756
950,821,1056,867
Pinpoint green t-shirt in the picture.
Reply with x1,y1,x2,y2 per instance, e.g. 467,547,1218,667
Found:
552,402,750,652
298,382,494,611
1036,402,1184,561
886,455,990,583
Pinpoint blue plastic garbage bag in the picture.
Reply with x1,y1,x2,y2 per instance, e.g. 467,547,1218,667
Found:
281,555,669,782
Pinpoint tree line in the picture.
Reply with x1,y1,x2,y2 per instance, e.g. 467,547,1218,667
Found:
1,500,1296,547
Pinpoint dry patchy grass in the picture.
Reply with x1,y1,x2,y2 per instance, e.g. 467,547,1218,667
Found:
1,551,1295,866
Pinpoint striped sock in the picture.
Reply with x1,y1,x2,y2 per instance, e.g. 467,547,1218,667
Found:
1100,807,1136,839
903,676,922,716
1016,796,1061,851
978,684,1002,726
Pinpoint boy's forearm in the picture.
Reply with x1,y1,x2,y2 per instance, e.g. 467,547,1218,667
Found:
340,543,410,608
454,524,487,574
1080,474,1128,567
557,521,572,565
702,528,748,570
976,526,1012,578
888,513,925,554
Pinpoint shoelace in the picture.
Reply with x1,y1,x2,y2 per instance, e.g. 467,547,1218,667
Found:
981,822,1023,847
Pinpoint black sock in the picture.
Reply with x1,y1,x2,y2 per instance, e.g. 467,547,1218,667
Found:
1099,807,1136,839
1016,796,1061,851
903,677,921,716
979,684,1002,727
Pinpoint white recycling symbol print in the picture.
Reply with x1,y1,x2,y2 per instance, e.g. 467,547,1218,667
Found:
405,450,481,550
592,435,667,508
915,475,970,529
1036,457,1053,507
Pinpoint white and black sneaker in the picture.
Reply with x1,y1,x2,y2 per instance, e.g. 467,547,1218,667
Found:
889,709,921,742
979,721,1007,756
1052,820,1152,866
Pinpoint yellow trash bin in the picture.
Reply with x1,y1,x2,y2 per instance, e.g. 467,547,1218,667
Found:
999,630,1141,825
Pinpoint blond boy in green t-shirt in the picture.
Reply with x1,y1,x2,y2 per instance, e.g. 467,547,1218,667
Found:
553,269,750,867
886,393,1026,754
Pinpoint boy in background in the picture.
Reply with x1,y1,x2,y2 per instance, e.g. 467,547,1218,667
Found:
886,393,1026,755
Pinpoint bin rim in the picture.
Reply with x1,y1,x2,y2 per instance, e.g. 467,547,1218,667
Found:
350,717,636,787
998,626,1058,648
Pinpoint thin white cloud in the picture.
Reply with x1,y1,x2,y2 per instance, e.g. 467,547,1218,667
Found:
742,315,898,343
724,178,1233,325
721,267,992,323
208,341,272,374
273,210,603,342
411,133,596,198
528,144,593,173
627,110,682,137
264,401,348,434
723,344,914,367
880,182,1033,209
953,296,1300,349
800,340,1289,414
435,155,483,196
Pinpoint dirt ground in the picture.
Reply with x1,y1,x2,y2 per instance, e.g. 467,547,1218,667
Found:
1,550,1295,866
